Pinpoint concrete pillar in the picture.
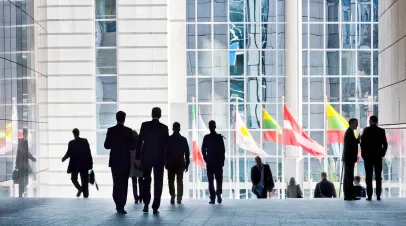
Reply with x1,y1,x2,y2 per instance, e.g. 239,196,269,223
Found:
284,0,303,186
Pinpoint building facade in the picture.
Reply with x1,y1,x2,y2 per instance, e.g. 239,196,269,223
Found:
0,0,48,197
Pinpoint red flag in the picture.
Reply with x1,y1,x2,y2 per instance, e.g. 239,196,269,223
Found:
283,105,324,157
192,104,206,168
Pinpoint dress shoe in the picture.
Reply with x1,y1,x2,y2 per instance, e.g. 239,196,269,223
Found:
352,197,361,201
377,196,381,201
170,198,175,205
76,189,82,197
143,205,149,213
117,209,127,215
209,200,215,204
153,210,160,215
177,200,182,204
366,197,372,201
217,195,222,204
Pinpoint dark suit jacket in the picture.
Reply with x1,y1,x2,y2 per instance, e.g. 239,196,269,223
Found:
166,132,190,171
314,178,337,198
360,125,388,161
201,132,225,169
104,124,134,169
62,137,93,173
135,119,169,167
342,128,359,163
251,164,275,191
16,139,35,173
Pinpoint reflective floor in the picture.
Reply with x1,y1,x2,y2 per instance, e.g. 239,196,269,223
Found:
0,198,405,225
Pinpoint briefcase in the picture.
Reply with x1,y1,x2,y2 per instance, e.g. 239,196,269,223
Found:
88,170,99,191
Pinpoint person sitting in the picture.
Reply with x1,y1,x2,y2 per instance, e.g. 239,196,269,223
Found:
314,172,337,198
353,176,366,198
286,177,303,198
250,156,275,199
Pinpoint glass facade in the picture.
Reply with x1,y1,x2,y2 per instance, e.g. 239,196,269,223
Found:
0,0,48,197
186,0,387,199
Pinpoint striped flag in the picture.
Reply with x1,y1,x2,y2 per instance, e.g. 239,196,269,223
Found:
326,104,349,143
191,104,206,168
284,105,324,157
262,108,283,144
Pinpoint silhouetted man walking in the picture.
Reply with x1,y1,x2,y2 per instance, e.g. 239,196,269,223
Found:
342,118,361,201
361,115,388,201
62,128,93,198
202,120,225,204
166,122,190,205
136,107,169,214
104,111,134,214
16,128,36,197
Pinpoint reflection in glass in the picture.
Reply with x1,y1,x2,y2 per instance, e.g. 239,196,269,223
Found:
95,76,117,102
213,51,228,76
359,1,371,22
214,0,227,22
264,77,277,102
358,24,371,49
214,78,228,103
198,24,212,49
230,50,244,76
302,24,308,49
342,78,356,102
277,24,285,49
214,24,228,49
96,103,117,130
309,104,324,129
198,51,212,76
302,104,309,129
187,24,195,49
230,24,244,49
326,51,339,75
373,77,378,101
198,78,212,102
302,51,308,75
342,24,356,49
246,24,260,49
96,49,117,75
278,51,285,76
230,78,244,102
358,51,371,75
261,23,276,49
358,78,371,101
310,0,323,22
303,78,309,102
309,51,323,75
247,78,262,103
277,0,285,22
246,51,260,76
95,21,116,47
373,51,378,75
373,0,378,22
213,104,228,129
187,51,196,76
230,0,244,22
261,0,276,22
310,24,323,49
326,0,339,22
341,0,356,22
373,24,378,49
187,78,196,101
342,104,356,119
302,0,308,22
309,78,324,102
187,0,195,22
246,104,262,129
96,130,109,155
342,51,356,75
197,0,211,22
326,24,339,49
95,0,116,19
326,78,340,102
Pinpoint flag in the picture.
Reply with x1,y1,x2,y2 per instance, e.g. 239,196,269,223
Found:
0,123,23,151
262,108,283,143
326,104,349,143
283,105,324,157
235,109,268,156
191,104,206,168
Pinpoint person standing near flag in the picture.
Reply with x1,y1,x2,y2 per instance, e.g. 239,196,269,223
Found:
202,120,225,204
342,118,361,201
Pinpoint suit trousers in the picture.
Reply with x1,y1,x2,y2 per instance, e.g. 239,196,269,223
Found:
131,177,143,201
143,164,165,210
207,167,223,200
167,168,184,201
343,162,355,199
111,167,130,210
364,159,383,198
71,170,89,197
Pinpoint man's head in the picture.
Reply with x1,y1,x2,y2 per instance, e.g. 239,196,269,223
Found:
208,120,216,132
72,128,80,138
369,115,378,126
173,122,180,132
255,156,262,166
151,107,162,119
354,176,361,185
116,111,126,124
23,128,28,139
321,172,327,180
348,118,358,130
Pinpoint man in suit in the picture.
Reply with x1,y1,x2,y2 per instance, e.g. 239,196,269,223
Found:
314,172,337,198
360,115,388,201
166,122,190,205
62,128,93,198
342,118,361,201
136,107,169,214
202,120,225,204
251,156,274,199
104,111,134,214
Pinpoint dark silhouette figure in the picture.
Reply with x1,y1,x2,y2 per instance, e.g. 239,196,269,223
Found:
353,176,366,198
342,118,361,201
166,122,190,204
360,115,388,201
15,128,36,197
250,156,274,199
62,128,93,198
314,172,337,198
130,130,143,204
202,120,225,204
104,111,134,215
135,107,169,214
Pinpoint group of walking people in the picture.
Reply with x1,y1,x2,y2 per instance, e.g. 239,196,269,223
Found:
61,108,387,215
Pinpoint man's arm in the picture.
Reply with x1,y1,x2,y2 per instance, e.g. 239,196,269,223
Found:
104,128,112,150
201,136,207,162
267,166,275,190
219,135,225,166
62,142,72,162
382,129,388,157
135,123,145,160
184,138,190,167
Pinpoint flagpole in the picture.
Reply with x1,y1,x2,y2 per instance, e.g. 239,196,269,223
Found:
324,96,328,174
235,97,240,199
192,97,196,199
281,96,285,199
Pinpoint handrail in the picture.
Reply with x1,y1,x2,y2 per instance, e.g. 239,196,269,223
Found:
0,168,49,183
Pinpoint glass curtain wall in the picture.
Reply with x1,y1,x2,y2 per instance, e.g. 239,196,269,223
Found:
0,0,48,197
187,0,285,199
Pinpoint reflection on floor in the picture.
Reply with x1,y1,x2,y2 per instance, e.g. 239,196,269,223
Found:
0,198,406,225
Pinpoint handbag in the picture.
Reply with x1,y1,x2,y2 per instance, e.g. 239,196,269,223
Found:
12,169,19,184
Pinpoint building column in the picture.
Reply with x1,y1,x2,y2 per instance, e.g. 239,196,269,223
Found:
284,0,303,186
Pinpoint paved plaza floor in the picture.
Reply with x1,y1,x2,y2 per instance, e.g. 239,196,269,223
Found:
0,197,406,225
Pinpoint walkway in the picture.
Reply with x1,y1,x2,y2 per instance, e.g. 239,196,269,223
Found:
1,198,406,225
